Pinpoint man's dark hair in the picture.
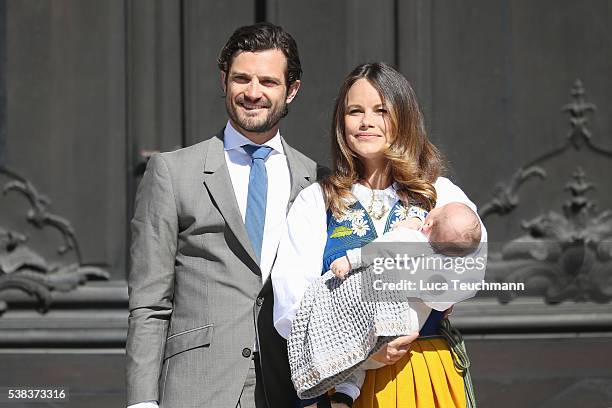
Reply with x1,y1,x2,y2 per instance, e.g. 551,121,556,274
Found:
217,22,302,86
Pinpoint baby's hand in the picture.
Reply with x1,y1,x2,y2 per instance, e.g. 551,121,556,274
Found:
330,256,351,279
393,217,423,230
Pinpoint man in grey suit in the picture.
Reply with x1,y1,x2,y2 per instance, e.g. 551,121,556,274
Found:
126,23,322,408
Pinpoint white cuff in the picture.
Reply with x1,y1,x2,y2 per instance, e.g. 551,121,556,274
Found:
345,248,362,269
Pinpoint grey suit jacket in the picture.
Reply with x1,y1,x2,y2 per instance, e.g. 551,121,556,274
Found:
126,131,318,407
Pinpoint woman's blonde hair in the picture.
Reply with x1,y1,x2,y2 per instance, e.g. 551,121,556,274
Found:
320,62,444,218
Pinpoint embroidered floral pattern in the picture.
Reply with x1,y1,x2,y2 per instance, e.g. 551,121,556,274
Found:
393,205,409,220
333,208,371,238
351,218,370,237
330,225,353,238
336,208,365,223
347,209,365,222
384,201,407,233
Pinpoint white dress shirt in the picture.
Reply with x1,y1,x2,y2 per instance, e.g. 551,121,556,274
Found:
223,121,291,283
127,122,291,408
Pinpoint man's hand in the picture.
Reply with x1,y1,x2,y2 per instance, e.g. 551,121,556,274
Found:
371,332,419,365
330,256,351,279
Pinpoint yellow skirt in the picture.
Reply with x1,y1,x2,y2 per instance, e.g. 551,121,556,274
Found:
353,337,468,408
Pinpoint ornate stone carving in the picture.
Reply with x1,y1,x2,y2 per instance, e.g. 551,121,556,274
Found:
479,166,546,219
482,81,612,304
562,79,597,147
492,168,612,304
0,167,109,315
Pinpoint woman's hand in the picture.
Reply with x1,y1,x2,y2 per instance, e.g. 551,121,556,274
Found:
371,332,419,365
392,217,423,231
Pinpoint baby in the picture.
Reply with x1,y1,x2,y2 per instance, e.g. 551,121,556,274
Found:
331,202,482,278
328,202,482,406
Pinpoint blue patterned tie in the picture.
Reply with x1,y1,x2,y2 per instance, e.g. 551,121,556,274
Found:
243,144,273,263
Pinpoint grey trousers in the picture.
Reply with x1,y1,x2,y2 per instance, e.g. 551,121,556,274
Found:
237,353,268,408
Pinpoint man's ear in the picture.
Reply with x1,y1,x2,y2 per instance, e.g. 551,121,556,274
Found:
220,71,227,94
285,80,301,104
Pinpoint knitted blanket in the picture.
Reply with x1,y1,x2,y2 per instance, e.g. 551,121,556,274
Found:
287,267,429,399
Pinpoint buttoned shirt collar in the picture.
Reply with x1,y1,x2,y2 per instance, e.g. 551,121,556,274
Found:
223,121,284,155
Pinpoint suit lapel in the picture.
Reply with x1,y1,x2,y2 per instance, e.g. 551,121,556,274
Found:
202,133,313,277
202,133,259,266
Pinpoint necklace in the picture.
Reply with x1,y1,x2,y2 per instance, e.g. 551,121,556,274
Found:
366,187,387,220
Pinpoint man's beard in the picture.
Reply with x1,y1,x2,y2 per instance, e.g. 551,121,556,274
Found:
226,95,288,133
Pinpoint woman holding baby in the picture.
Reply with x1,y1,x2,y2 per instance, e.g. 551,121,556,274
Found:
272,62,486,408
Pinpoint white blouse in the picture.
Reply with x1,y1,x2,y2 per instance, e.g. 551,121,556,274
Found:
271,177,488,339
